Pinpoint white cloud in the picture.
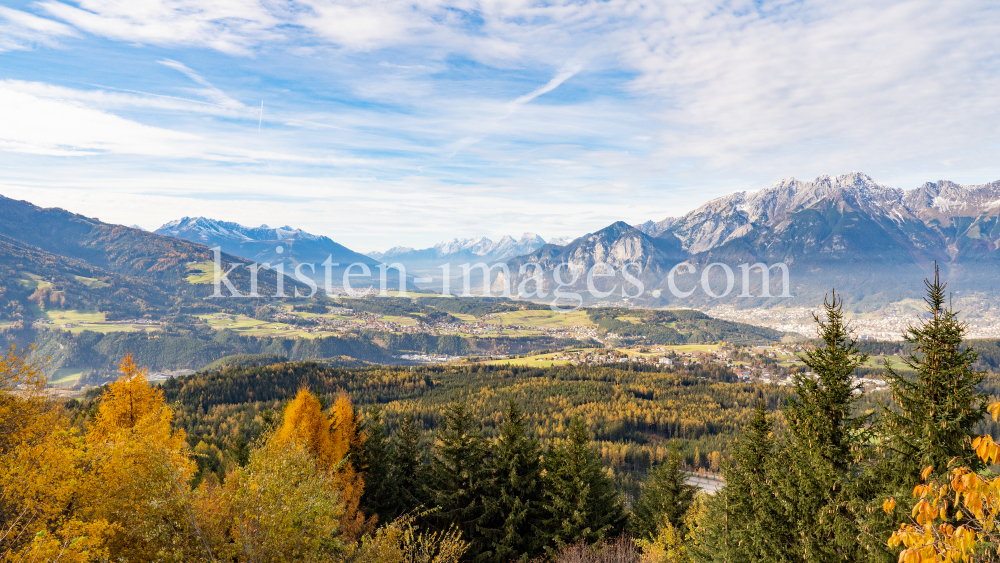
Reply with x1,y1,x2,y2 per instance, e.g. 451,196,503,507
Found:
622,0,1000,174
0,79,248,116
38,0,283,55
0,86,201,157
0,6,77,52
157,59,249,109
0,82,377,165
6,0,1000,246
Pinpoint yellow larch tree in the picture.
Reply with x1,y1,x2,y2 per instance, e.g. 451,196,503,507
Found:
276,388,335,468
275,389,373,541
330,392,373,540
0,344,113,563
885,400,1000,562
81,353,198,562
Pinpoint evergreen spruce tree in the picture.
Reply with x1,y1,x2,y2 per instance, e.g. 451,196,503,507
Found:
478,401,545,563
880,265,987,483
705,403,794,563
392,413,428,517
630,444,697,540
426,402,492,560
540,416,627,555
778,291,869,562
359,405,397,525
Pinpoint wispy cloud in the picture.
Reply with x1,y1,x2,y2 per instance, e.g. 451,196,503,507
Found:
3,0,1000,249
508,60,584,110
0,6,77,52
157,59,249,110
38,0,282,55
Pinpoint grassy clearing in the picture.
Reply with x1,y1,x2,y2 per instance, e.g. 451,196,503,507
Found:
72,275,110,288
486,352,573,367
49,367,90,387
43,309,106,323
18,272,52,290
657,344,720,353
861,355,910,371
495,310,593,328
185,261,217,285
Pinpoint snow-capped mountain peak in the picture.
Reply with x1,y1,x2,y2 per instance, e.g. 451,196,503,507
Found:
155,217,323,244
376,232,554,261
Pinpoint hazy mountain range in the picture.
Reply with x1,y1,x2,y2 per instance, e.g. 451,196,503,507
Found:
156,217,378,272
503,172,1000,308
4,171,1000,318
368,233,554,263
0,195,291,323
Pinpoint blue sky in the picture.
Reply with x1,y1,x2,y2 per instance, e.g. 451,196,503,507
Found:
1,0,999,251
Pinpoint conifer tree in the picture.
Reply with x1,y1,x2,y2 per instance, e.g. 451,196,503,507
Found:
703,403,793,563
880,265,987,483
479,400,545,563
392,413,428,517
540,416,627,554
630,444,697,541
360,405,396,525
426,402,491,559
779,291,869,561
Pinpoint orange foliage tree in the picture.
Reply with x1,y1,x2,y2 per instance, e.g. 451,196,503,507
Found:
885,400,1000,562
275,389,373,540
0,345,112,562
81,353,198,561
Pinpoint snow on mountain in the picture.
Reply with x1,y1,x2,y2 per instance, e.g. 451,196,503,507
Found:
154,216,377,269
156,217,322,244
660,173,1000,254
546,236,574,246
378,233,550,261
636,218,677,237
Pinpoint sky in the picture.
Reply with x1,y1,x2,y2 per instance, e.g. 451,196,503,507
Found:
1,0,999,252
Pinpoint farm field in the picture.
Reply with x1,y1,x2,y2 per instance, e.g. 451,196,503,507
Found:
48,367,90,387
492,309,593,328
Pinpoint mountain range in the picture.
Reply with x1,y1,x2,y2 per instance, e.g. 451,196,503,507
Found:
502,172,1000,308
0,195,294,325
155,217,380,274
368,233,552,263
4,171,1000,319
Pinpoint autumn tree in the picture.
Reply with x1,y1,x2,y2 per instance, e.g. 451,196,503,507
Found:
0,345,113,562
339,513,468,563
275,387,334,466
82,353,198,562
275,389,373,540
635,516,690,563
218,435,346,562
330,393,374,540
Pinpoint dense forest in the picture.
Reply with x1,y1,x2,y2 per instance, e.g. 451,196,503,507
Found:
3,320,586,377
588,308,784,345
6,273,1000,562
153,360,776,483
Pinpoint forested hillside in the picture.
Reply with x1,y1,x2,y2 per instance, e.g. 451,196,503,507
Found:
15,322,585,377
158,360,783,481
8,271,1000,563
589,308,784,344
